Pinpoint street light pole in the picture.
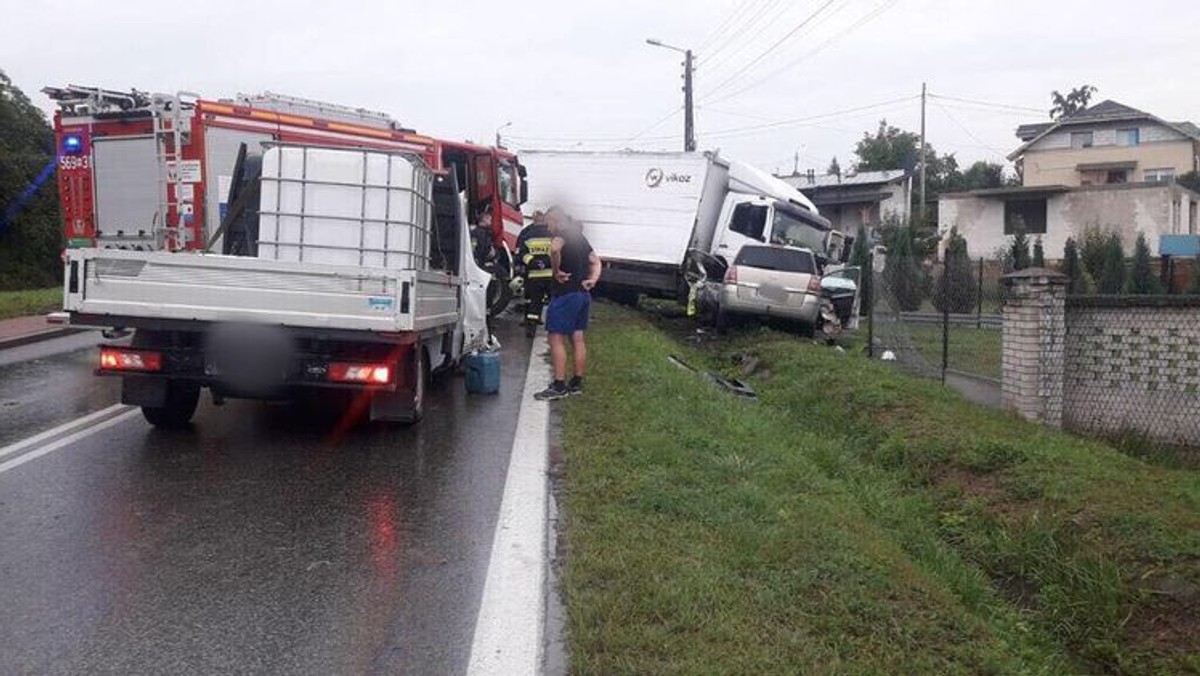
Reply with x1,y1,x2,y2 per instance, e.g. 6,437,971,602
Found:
495,121,512,148
646,38,696,152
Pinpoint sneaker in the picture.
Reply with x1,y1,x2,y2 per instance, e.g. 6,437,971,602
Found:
568,376,584,395
534,381,570,401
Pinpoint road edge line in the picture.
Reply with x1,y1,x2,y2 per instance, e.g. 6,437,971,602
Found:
0,403,131,461
466,334,552,675
0,408,140,475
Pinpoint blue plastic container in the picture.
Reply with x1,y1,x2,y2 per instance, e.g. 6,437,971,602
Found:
465,351,501,394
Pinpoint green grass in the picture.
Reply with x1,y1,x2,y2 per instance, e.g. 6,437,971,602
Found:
907,324,1003,380
560,302,1199,674
0,287,61,321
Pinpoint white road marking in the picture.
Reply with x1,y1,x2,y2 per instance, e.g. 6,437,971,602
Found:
0,408,140,475
467,334,552,675
0,403,131,461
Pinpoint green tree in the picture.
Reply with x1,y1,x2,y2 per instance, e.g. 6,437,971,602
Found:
1061,237,1092,294
1098,233,1126,294
0,70,62,290
1079,226,1109,283
1177,170,1200,194
1009,226,1031,271
1032,236,1045,267
1050,85,1098,120
959,161,1005,191
882,225,924,311
1127,232,1163,294
849,224,870,268
932,228,977,313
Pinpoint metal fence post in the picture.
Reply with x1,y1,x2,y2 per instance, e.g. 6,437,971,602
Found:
942,254,949,384
866,250,875,358
977,257,984,329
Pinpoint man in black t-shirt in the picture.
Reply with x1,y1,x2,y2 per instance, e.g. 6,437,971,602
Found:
534,207,602,401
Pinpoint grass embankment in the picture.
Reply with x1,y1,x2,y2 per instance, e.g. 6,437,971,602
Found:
560,303,1199,674
0,287,60,321
908,323,1003,380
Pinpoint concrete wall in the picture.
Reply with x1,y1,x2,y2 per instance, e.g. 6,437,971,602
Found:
940,184,1188,259
1063,298,1200,446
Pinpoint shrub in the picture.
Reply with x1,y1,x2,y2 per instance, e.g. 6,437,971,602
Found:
1098,233,1126,294
1127,232,1163,295
933,228,977,313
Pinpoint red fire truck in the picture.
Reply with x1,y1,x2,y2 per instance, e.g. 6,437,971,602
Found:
44,85,526,313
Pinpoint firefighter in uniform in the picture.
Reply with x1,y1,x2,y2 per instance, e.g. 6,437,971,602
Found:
515,211,554,337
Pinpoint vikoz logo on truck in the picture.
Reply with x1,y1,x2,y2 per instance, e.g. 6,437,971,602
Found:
645,167,692,189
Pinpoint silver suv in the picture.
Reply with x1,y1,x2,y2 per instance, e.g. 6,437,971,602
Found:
702,244,822,335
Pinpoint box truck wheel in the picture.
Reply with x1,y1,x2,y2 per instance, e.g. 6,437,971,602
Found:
371,348,427,424
141,381,200,429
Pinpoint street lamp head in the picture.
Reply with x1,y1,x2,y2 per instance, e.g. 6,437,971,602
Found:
646,38,663,46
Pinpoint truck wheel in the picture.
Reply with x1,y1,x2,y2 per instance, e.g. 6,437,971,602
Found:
142,381,200,429
486,278,512,318
395,349,428,425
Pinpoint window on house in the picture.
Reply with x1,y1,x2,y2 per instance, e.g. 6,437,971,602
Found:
1004,199,1048,235
1070,131,1094,149
1106,170,1128,184
1145,168,1176,183
1116,128,1140,146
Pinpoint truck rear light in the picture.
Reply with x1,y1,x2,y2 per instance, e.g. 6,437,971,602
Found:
807,276,822,294
724,266,737,284
329,362,392,385
100,347,162,372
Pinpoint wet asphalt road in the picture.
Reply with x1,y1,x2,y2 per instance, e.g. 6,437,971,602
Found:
0,322,532,675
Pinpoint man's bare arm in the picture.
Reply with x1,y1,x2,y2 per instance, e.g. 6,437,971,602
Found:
582,252,602,290
551,236,570,283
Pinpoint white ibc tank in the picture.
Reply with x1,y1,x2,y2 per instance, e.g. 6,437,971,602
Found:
258,146,432,270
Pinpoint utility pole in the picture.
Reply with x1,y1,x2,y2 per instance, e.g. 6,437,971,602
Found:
683,49,696,152
647,39,696,152
919,82,927,226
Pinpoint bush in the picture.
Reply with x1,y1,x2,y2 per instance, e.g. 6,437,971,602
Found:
1061,237,1092,294
1098,233,1126,294
1009,228,1031,271
882,226,924,311
933,228,977,313
1127,232,1163,294
1032,236,1045,267
1080,226,1109,283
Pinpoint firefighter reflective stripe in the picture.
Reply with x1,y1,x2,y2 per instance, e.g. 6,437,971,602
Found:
524,238,552,255
526,269,553,279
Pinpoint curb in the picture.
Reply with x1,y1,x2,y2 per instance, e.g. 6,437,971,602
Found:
0,327,90,351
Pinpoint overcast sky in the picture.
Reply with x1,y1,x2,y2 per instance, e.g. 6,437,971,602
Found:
4,0,1198,177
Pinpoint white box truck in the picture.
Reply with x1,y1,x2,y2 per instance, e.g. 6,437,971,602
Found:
519,150,846,303
63,145,491,427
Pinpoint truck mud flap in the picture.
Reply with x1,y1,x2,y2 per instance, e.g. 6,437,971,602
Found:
666,354,757,399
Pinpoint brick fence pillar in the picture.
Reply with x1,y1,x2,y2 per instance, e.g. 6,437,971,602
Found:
1002,268,1068,427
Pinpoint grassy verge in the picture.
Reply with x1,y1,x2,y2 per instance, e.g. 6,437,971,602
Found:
0,287,61,321
560,302,1199,674
907,323,1003,380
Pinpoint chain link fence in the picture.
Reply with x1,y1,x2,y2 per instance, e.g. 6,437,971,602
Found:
867,252,1005,389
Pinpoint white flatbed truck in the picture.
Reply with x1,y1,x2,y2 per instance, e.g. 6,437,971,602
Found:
63,145,491,427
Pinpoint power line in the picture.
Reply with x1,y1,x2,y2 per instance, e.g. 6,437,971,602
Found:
696,0,759,53
927,93,1043,114
701,0,839,100
931,100,1011,160
702,0,780,66
700,95,917,140
700,0,792,74
627,106,684,142
703,0,899,105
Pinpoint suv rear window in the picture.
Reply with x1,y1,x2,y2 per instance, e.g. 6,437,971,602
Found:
734,246,815,273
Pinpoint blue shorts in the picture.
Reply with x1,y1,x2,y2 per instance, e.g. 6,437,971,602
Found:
546,292,591,335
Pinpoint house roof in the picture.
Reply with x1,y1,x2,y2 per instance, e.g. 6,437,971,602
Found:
1009,99,1200,160
777,169,908,189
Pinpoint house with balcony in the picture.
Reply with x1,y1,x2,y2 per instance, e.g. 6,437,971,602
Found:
939,100,1200,260
777,168,911,236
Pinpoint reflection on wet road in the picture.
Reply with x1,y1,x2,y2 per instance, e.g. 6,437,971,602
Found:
0,323,532,675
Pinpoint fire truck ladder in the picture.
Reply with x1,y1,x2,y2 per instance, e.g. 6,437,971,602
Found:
150,92,198,250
